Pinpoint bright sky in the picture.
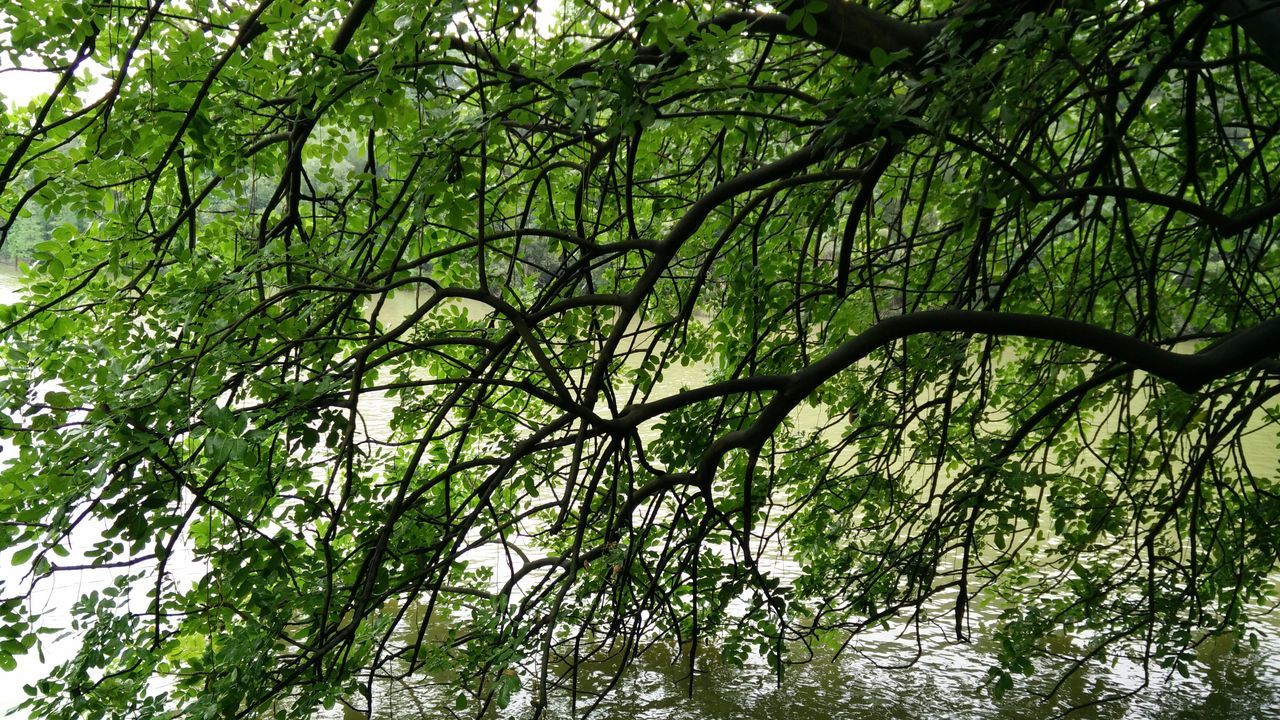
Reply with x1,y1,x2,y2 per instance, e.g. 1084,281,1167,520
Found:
1,36,113,113
0,68,57,110
0,7,55,110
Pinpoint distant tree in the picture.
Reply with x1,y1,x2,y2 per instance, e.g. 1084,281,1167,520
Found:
2,0,1280,718
0,208,43,266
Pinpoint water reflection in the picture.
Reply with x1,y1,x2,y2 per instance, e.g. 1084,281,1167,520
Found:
355,609,1280,719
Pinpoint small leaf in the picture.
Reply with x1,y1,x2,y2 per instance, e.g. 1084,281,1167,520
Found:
11,545,35,566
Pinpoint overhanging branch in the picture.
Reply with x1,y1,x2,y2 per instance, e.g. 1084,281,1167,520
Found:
799,311,1280,396
691,311,1280,481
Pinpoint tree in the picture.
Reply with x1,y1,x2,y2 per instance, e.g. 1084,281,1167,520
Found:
2,0,1280,717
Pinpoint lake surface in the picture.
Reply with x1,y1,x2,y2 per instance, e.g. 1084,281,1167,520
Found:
1,270,1278,719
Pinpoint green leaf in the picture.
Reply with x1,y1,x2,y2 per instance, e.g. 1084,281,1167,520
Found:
802,13,818,36
10,545,35,566
43,390,71,406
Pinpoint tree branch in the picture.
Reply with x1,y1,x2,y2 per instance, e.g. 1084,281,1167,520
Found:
804,311,1280,397
693,311,1280,482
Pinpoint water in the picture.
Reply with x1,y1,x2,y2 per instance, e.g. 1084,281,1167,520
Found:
1,272,1278,719
359,597,1280,719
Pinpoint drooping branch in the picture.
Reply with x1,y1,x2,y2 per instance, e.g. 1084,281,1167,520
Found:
619,312,1280,454
691,311,1280,481
799,311,1280,396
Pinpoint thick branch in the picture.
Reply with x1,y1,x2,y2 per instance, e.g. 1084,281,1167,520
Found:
695,311,1280,481
332,0,377,54
804,311,1280,397
769,1,942,60
1220,0,1280,73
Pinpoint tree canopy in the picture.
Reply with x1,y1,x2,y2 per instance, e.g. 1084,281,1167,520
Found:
3,0,1280,717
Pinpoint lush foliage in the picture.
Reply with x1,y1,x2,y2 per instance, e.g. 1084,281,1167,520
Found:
3,0,1280,717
